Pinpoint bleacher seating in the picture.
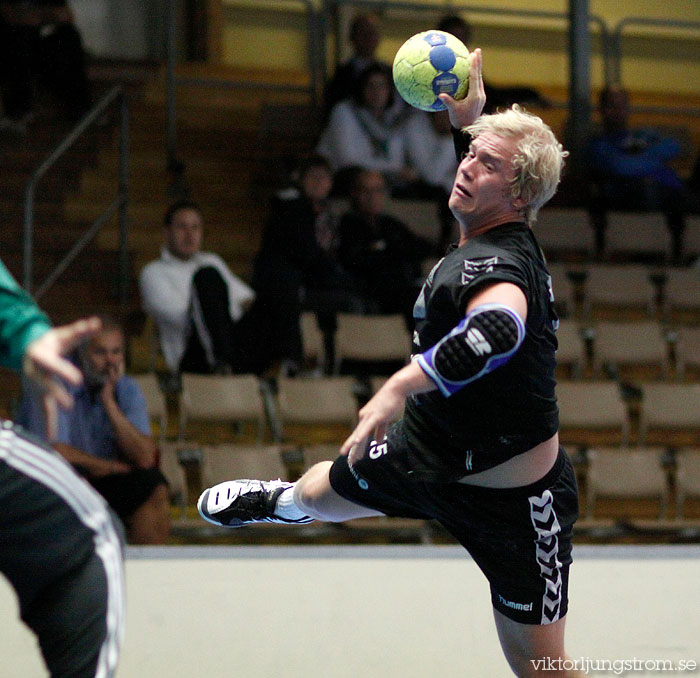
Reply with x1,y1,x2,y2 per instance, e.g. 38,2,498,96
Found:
582,264,658,318
547,263,578,319
675,327,700,380
275,376,359,445
604,212,671,261
334,313,411,374
179,373,269,443
200,443,288,489
675,448,700,520
4,27,698,546
589,320,671,380
131,373,168,442
585,446,670,521
300,311,325,372
663,267,700,318
639,383,700,446
534,207,594,260
555,319,588,378
556,381,631,447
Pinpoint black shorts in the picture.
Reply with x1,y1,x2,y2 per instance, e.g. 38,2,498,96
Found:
81,467,168,520
329,426,579,625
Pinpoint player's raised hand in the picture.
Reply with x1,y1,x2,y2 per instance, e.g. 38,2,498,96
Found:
439,47,485,129
23,317,102,439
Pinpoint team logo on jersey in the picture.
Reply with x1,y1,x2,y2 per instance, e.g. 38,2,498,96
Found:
461,257,500,285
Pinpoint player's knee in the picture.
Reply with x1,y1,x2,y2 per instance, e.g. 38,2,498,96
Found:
293,461,335,519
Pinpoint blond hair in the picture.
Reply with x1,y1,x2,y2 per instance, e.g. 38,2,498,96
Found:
465,105,568,226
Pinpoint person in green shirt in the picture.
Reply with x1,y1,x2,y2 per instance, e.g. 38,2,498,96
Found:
0,259,124,677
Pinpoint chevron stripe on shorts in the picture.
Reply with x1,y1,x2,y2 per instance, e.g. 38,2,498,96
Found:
529,489,563,625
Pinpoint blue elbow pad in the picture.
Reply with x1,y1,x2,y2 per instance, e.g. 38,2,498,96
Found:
416,303,525,396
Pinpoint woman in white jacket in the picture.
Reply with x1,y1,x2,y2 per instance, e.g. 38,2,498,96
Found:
316,63,412,193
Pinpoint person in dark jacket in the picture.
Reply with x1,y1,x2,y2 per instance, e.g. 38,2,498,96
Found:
253,156,363,373
338,168,435,325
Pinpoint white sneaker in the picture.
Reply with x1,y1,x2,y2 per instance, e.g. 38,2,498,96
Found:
197,479,313,528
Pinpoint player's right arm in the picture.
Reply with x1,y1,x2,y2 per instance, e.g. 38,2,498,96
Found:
0,259,100,438
341,280,527,463
439,48,485,130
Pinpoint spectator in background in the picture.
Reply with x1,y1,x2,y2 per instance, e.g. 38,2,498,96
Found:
252,155,364,375
0,0,92,132
316,63,413,196
140,200,263,375
18,316,171,544
587,85,687,261
687,153,700,214
338,168,435,325
324,12,386,116
437,14,550,114
400,108,459,248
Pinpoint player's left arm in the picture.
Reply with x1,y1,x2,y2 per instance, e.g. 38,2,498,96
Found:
417,282,527,397
341,281,526,463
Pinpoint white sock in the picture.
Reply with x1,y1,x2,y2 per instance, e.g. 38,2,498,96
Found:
274,486,310,520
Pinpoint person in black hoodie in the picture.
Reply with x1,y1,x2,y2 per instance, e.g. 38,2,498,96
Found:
252,155,363,374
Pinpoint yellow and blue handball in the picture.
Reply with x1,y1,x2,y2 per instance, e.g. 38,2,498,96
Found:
392,30,471,112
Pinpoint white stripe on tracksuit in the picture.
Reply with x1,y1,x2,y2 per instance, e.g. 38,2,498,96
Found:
0,426,125,678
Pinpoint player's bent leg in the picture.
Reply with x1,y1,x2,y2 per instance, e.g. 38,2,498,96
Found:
294,461,385,522
197,461,383,528
493,610,584,677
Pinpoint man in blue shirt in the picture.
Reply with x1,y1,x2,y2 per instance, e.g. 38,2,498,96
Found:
587,86,687,261
20,315,170,544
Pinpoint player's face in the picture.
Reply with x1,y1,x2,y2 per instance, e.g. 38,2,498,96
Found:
84,329,124,385
166,208,203,260
449,132,524,230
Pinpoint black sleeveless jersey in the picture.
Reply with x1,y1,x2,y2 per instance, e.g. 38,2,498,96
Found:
399,221,559,482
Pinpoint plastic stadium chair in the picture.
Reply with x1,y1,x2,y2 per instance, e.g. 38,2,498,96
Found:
131,372,168,442
179,373,268,443
556,381,630,446
585,446,669,520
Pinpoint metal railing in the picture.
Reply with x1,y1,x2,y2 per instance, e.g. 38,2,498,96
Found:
23,85,130,304
165,0,322,173
322,0,611,86
164,3,700,174
610,16,700,111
